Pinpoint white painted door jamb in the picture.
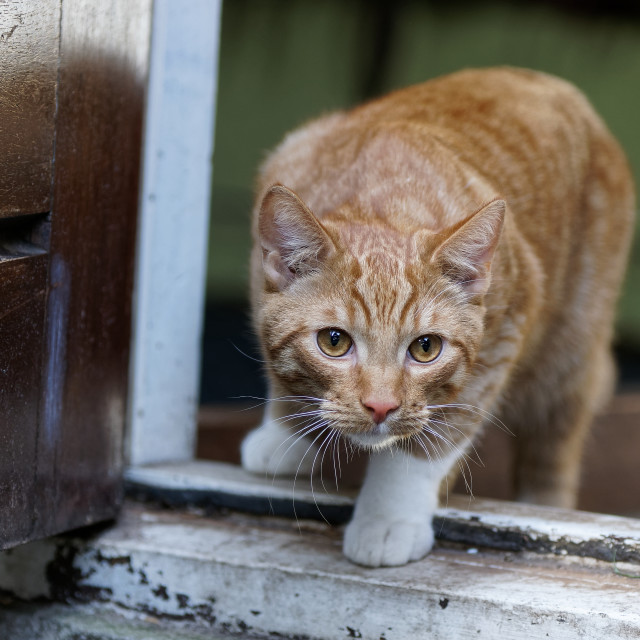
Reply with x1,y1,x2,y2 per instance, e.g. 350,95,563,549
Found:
127,0,222,466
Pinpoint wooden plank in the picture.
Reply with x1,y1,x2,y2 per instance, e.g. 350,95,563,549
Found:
0,0,56,547
30,0,152,540
0,254,48,548
0,1,60,217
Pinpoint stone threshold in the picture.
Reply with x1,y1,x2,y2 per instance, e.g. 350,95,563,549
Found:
126,460,640,564
0,461,639,639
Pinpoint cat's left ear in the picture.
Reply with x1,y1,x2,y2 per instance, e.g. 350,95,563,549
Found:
258,184,335,290
430,199,506,295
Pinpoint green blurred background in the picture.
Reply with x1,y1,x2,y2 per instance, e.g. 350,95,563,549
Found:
202,0,640,403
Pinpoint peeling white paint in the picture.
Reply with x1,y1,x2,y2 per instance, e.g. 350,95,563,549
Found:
1,503,639,639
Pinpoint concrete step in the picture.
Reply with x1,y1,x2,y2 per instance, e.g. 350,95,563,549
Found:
1,496,640,640
0,601,232,640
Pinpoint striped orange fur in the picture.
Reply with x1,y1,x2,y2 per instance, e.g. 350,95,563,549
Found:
243,67,635,566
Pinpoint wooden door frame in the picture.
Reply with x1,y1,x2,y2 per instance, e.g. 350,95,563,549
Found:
1,0,155,548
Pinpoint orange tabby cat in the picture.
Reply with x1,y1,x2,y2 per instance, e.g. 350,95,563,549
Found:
241,67,635,567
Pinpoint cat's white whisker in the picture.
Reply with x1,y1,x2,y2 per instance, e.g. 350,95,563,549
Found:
273,409,326,425
288,422,330,526
427,402,513,436
411,432,433,462
317,429,336,493
269,418,328,480
418,422,475,497
425,423,476,466
229,341,266,364
427,416,483,466
417,426,445,462
420,419,475,469
331,431,342,490
315,425,339,496
295,425,334,527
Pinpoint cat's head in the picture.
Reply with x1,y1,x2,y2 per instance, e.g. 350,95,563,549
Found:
255,184,505,451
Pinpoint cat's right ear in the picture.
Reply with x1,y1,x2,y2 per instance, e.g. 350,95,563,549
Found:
258,184,335,290
430,199,506,296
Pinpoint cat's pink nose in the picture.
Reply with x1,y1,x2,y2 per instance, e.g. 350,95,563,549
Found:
362,398,400,424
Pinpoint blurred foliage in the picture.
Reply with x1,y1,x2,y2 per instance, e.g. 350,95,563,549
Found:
208,0,640,343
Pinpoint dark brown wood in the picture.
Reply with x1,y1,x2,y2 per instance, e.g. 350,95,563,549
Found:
197,405,263,464
30,0,150,539
579,395,640,516
0,2,60,218
0,254,48,547
0,0,150,549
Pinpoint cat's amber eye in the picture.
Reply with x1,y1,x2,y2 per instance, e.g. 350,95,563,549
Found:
317,328,353,357
408,334,443,363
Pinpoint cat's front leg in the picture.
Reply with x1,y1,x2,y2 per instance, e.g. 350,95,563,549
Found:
241,400,320,477
343,448,456,567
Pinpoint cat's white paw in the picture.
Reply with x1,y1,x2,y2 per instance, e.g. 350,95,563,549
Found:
241,420,319,477
343,516,434,567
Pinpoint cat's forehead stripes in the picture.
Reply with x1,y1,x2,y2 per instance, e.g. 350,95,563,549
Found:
338,221,414,260
349,259,420,334
330,221,422,330
347,284,373,325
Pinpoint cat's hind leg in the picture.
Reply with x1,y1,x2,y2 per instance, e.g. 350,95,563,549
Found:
508,346,615,508
241,397,321,477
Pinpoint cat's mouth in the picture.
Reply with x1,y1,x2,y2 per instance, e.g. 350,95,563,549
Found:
346,423,398,450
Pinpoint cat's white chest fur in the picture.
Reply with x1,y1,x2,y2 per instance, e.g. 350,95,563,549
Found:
241,417,458,567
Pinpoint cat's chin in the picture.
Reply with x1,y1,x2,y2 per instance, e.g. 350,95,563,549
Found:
346,430,398,451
